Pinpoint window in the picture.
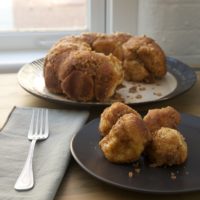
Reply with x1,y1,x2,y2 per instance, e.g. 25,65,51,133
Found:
0,0,106,51
2,0,88,31
0,0,137,72
1,0,197,72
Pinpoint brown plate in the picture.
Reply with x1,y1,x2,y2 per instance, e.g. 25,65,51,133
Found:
71,113,200,194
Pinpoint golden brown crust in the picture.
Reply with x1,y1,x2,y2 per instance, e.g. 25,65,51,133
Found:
80,32,104,46
56,50,124,102
123,59,150,81
44,62,62,94
122,35,167,82
143,106,181,133
98,103,188,166
92,32,132,60
61,70,94,101
99,113,151,163
44,35,91,94
44,33,167,102
46,36,91,63
99,102,142,136
146,127,188,166
94,54,124,101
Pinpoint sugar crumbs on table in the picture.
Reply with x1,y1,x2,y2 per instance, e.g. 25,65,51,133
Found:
132,161,141,174
128,171,134,178
170,172,177,180
135,168,141,174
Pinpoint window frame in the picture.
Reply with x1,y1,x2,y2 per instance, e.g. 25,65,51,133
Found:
0,0,106,51
0,0,139,51
106,0,138,35
0,0,138,72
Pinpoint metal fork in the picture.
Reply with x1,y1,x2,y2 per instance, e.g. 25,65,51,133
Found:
14,108,49,191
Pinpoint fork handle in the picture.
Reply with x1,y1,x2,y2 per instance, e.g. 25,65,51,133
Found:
14,139,37,190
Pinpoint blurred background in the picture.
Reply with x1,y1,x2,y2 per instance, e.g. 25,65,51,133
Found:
0,0,200,72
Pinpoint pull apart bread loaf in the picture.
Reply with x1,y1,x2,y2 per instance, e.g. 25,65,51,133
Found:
44,33,167,102
99,103,188,166
99,102,151,163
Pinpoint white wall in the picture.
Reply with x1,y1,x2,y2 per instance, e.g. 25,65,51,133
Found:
138,0,200,65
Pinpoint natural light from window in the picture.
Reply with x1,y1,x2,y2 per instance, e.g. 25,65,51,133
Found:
0,0,87,31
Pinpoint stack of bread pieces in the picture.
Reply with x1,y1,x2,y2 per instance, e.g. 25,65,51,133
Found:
99,102,188,167
44,32,167,102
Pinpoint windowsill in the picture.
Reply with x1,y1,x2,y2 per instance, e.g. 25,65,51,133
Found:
0,50,47,73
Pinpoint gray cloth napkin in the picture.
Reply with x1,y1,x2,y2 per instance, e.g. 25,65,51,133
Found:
0,106,89,200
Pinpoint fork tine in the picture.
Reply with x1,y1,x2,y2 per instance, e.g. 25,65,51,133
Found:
39,109,44,136
38,109,48,138
28,108,49,139
44,109,49,137
28,109,35,138
34,109,40,136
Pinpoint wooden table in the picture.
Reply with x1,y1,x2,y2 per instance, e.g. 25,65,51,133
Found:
0,71,200,200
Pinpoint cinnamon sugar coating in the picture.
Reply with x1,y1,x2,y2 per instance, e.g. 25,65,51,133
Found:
44,33,167,101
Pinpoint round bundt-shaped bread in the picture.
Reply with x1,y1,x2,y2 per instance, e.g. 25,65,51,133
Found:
44,32,167,102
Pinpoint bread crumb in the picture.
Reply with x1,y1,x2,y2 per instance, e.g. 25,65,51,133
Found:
117,84,126,90
129,86,137,93
135,168,141,174
112,93,125,102
135,94,142,99
128,171,134,178
139,87,146,91
153,92,162,96
170,172,176,180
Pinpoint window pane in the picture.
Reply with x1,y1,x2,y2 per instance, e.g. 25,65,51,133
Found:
0,0,88,31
